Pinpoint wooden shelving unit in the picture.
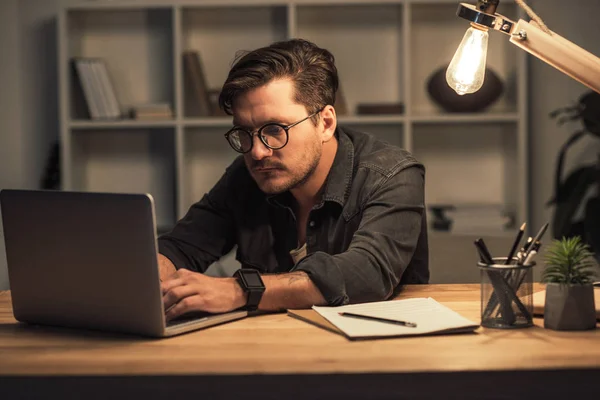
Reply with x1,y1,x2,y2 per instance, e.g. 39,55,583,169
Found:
58,0,528,282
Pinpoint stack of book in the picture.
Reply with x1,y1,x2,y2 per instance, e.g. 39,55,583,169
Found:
129,103,173,120
72,58,121,120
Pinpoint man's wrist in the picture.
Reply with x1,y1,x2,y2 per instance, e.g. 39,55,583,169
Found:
158,253,177,281
230,277,249,310
233,269,266,311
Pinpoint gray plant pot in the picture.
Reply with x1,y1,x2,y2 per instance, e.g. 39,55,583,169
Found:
544,283,597,331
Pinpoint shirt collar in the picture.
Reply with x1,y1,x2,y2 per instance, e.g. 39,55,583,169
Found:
266,127,354,208
320,127,354,207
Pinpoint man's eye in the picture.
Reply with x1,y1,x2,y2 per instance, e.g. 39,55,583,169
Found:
262,125,284,135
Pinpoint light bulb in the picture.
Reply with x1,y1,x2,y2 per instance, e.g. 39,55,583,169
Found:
446,26,489,95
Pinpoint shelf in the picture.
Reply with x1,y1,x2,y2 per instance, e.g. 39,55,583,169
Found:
181,5,288,119
70,127,177,229
184,115,406,127
182,127,240,212
70,119,176,129
410,113,519,124
63,0,468,9
296,3,404,115
67,114,519,128
65,3,172,11
412,123,519,217
67,7,174,120
59,0,528,272
337,115,404,125
184,117,233,128
409,2,519,115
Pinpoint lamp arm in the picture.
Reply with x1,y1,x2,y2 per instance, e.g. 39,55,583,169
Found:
510,20,600,94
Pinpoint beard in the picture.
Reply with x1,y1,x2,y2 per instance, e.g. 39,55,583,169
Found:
247,142,322,195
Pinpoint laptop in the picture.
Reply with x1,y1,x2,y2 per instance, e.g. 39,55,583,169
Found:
0,189,248,337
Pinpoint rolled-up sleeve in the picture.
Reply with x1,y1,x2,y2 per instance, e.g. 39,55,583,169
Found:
293,165,425,306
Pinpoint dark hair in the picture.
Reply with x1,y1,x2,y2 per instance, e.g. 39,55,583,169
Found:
218,39,339,122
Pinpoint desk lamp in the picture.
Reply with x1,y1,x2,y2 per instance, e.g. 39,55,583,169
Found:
446,0,600,95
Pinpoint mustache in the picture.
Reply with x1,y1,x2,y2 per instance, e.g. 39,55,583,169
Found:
250,161,284,170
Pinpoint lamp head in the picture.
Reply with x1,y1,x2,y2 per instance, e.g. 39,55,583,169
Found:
455,1,516,35
446,1,519,95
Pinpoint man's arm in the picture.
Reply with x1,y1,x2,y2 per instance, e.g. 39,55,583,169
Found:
260,271,327,310
160,268,326,320
158,254,176,281
160,165,424,318
292,164,426,306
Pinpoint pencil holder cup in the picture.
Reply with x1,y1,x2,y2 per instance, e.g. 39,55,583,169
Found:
478,257,535,329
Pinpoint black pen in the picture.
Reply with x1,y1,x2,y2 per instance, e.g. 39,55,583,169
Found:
516,236,533,264
474,238,494,265
505,222,526,264
338,312,417,328
523,222,549,260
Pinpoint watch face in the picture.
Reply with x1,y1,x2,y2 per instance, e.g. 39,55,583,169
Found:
243,271,263,288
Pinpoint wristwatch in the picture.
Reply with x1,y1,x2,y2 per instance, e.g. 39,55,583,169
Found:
233,268,265,311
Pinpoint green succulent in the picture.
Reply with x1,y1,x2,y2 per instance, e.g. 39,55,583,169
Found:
542,236,598,284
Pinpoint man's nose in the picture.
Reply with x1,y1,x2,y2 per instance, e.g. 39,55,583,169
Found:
249,134,272,160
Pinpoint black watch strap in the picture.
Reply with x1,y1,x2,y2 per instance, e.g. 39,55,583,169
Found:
234,269,265,311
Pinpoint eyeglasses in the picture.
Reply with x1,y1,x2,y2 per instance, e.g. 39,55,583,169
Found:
224,109,322,154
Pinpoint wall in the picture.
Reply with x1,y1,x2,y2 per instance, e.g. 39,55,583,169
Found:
529,0,600,280
0,0,22,291
0,0,59,290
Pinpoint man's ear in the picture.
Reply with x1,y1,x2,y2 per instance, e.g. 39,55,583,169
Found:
320,105,337,143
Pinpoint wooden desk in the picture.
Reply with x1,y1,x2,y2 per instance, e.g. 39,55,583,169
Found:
1,285,599,399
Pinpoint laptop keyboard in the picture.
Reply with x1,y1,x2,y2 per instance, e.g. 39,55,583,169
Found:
166,311,212,327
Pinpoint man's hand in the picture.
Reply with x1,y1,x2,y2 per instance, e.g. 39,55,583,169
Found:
161,269,247,321
157,252,327,318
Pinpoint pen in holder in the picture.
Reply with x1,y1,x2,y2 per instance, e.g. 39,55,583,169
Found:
478,257,534,329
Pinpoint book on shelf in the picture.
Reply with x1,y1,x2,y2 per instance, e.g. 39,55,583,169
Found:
356,102,405,115
71,57,121,120
207,89,228,117
183,50,212,117
129,103,173,120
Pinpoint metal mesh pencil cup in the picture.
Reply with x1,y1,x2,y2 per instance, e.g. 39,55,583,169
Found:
478,257,534,329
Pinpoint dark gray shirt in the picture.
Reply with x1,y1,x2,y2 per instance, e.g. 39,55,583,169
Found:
158,126,429,306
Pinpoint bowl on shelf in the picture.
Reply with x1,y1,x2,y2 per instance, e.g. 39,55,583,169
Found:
426,65,504,113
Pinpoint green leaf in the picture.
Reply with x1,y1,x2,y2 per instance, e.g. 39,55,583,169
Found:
542,235,599,283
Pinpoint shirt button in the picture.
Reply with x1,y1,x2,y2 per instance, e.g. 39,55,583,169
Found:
309,220,316,228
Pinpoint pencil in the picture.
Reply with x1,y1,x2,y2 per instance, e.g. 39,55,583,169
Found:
505,222,526,264
338,312,417,327
523,222,549,260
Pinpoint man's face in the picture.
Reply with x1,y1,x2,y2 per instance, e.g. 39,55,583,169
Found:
232,79,322,195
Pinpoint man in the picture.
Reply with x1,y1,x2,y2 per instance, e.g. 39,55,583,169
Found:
158,39,428,321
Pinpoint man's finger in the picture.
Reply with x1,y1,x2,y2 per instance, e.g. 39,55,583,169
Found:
163,284,196,311
165,296,204,322
161,278,186,294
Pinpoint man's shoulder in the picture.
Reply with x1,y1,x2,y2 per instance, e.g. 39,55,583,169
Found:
341,126,423,176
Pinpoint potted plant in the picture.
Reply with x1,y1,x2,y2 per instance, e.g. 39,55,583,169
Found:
542,236,598,330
